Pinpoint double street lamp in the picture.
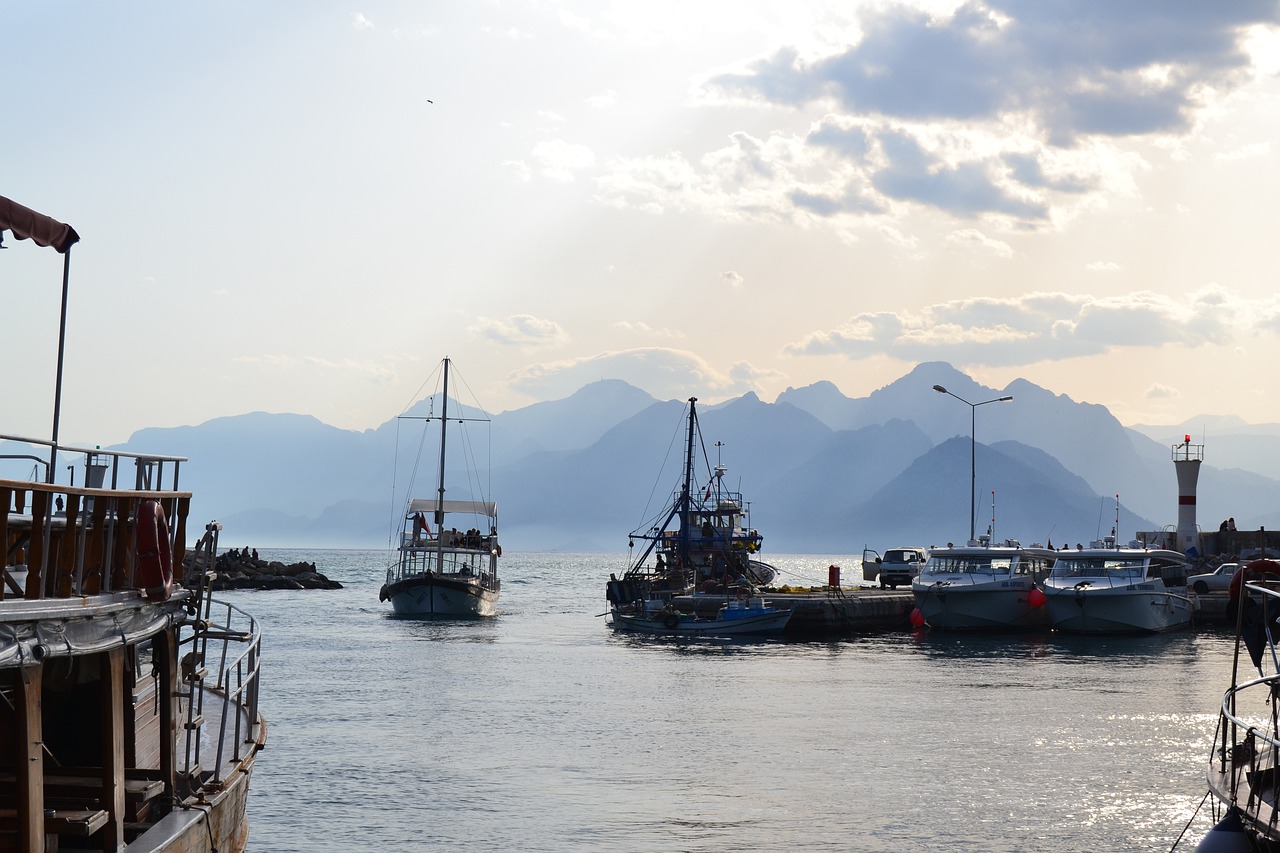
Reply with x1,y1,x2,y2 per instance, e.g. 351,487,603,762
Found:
932,385,1013,543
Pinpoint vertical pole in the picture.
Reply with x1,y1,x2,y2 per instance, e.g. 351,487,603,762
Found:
101,646,127,851
47,247,72,485
969,403,976,543
16,664,45,853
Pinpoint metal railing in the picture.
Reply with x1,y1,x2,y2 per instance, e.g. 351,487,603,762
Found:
178,523,264,790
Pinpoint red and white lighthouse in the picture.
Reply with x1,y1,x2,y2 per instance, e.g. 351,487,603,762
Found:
1173,435,1203,555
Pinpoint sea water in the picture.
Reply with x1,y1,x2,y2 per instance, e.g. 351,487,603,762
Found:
222,550,1233,852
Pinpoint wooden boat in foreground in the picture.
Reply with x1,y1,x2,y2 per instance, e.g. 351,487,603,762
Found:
1,194,265,852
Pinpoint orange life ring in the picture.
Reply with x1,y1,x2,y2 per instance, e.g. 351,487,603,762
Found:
135,499,174,602
1227,559,1280,601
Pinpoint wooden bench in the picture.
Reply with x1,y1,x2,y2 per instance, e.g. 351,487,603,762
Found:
0,805,110,835
0,771,164,825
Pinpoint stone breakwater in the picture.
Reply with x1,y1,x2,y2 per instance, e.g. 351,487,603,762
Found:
182,550,343,590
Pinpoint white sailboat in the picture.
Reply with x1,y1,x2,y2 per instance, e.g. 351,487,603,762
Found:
379,358,501,617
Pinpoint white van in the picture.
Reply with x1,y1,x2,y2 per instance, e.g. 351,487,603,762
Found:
875,547,928,589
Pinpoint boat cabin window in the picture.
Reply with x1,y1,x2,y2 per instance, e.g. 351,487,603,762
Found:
1050,558,1145,580
927,555,1011,574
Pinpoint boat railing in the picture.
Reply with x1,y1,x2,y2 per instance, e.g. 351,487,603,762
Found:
1214,581,1280,800
179,537,264,791
0,438,193,602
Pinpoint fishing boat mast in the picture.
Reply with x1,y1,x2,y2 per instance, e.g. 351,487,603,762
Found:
677,396,698,568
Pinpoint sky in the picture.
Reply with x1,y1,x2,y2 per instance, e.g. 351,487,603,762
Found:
5,1,1280,445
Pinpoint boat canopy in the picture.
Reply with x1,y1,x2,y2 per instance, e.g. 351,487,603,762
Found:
0,194,80,253
407,498,497,518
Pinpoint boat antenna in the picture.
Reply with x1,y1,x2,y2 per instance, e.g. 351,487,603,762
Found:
1114,494,1120,546
989,490,996,542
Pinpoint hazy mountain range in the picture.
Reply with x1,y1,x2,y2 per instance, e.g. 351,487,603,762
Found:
7,361,1278,555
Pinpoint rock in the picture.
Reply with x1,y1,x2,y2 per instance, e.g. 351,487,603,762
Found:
180,550,343,591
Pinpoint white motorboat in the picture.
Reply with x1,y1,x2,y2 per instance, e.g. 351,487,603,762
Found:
911,536,1056,631
379,358,501,617
1040,536,1192,633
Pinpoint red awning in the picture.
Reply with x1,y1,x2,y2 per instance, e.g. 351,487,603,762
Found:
0,194,80,253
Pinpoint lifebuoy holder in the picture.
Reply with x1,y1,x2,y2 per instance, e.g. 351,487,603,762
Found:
135,499,174,602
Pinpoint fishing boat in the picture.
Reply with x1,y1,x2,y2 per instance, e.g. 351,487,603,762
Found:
610,597,792,637
1198,559,1280,850
910,536,1056,631
379,358,500,617
605,397,779,631
1040,535,1192,633
1,195,265,852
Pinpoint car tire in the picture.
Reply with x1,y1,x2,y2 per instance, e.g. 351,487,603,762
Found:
1193,581,1209,594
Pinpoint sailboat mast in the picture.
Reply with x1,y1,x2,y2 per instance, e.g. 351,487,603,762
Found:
436,358,450,523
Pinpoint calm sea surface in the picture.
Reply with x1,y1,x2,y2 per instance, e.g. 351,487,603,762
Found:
221,549,1235,852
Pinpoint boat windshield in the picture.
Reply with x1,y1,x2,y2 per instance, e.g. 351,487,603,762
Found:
1050,557,1146,580
925,555,1012,575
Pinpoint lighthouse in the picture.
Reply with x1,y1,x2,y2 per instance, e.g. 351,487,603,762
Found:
1173,435,1203,555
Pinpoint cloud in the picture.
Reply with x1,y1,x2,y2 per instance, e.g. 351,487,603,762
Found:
586,90,618,109
1085,261,1121,272
351,13,374,31
593,3,1279,230
715,3,1271,140
783,286,1276,366
507,348,769,401
531,139,596,182
233,354,397,385
721,270,744,288
1145,383,1181,400
614,320,683,339
468,314,568,348
944,228,1014,257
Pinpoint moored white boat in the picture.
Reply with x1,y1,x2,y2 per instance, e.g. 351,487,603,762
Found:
911,537,1056,631
1041,537,1192,634
379,358,501,618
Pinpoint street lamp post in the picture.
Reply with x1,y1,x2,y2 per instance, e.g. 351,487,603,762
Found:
932,385,1013,543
